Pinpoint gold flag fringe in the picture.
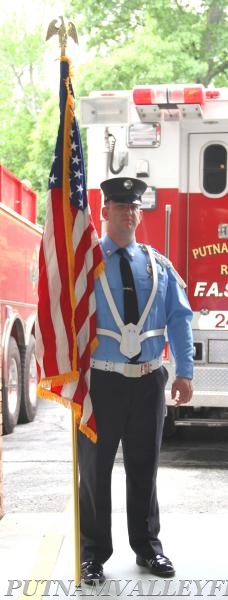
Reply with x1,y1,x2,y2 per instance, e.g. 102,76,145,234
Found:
79,422,97,443
37,381,97,442
94,260,105,279
38,370,79,388
62,58,78,374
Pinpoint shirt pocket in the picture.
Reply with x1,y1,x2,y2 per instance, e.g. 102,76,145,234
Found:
137,275,153,307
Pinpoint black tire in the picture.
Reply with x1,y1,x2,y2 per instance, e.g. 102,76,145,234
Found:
2,337,22,435
19,334,37,423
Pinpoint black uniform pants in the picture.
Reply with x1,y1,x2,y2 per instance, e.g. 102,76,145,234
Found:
78,365,167,564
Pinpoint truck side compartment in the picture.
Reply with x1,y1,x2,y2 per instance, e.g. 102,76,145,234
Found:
0,165,42,435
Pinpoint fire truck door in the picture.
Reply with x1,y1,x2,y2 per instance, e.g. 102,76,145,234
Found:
187,132,228,319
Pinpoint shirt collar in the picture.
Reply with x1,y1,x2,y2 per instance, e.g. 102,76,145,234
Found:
101,234,138,259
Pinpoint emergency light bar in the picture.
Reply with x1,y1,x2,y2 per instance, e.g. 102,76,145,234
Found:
133,84,206,106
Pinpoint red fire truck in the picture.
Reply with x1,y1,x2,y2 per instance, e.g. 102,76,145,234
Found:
80,83,228,433
0,165,42,434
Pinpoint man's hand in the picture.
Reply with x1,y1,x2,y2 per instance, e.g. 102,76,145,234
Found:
171,377,193,405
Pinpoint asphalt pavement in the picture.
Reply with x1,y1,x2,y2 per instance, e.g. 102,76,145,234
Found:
1,399,228,599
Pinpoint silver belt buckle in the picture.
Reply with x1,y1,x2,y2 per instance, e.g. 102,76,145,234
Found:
123,363,140,378
140,362,151,376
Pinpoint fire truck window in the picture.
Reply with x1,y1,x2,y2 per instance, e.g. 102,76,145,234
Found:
203,144,227,195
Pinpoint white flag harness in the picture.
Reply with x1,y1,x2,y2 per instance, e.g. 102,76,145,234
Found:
97,245,165,359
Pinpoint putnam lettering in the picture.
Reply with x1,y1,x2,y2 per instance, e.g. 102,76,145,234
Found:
192,243,228,259
4,579,228,597
5,581,23,596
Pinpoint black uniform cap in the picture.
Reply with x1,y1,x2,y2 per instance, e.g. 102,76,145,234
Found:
101,177,147,205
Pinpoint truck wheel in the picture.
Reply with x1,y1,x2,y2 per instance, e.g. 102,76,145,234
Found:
2,337,22,435
19,334,37,423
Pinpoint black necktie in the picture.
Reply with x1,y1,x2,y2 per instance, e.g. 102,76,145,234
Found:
117,248,139,325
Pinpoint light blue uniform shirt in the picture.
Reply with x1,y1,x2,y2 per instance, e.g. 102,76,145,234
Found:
92,234,193,378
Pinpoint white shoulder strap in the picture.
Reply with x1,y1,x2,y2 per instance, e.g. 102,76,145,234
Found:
137,245,158,331
99,270,124,330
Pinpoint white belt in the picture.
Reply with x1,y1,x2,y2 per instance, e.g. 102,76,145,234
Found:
90,356,162,378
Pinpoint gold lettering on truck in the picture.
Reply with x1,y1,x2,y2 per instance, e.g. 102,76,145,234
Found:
221,265,228,275
192,242,228,259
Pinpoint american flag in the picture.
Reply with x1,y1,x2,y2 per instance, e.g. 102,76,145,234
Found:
35,57,103,442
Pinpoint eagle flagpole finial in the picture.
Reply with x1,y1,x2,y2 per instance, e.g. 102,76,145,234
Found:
46,16,78,56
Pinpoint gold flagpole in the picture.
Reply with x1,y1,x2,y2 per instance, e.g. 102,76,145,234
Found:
71,410,81,586
46,17,80,586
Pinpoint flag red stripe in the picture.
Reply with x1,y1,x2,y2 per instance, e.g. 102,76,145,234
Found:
51,189,75,366
75,267,96,338
37,242,59,377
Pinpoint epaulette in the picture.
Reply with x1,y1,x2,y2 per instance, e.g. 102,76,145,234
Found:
139,244,186,289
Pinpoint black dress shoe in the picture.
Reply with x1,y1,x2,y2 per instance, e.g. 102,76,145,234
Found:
136,553,175,577
81,560,105,585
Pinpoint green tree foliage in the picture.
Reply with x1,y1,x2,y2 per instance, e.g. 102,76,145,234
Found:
71,0,228,87
0,0,227,224
0,14,62,224
26,96,59,224
0,18,47,221
77,17,205,95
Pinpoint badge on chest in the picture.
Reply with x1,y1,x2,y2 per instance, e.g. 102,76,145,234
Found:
120,323,141,358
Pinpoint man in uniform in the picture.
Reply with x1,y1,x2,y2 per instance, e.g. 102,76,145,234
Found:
79,177,193,585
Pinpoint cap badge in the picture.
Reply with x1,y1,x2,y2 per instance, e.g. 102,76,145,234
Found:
123,179,133,190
